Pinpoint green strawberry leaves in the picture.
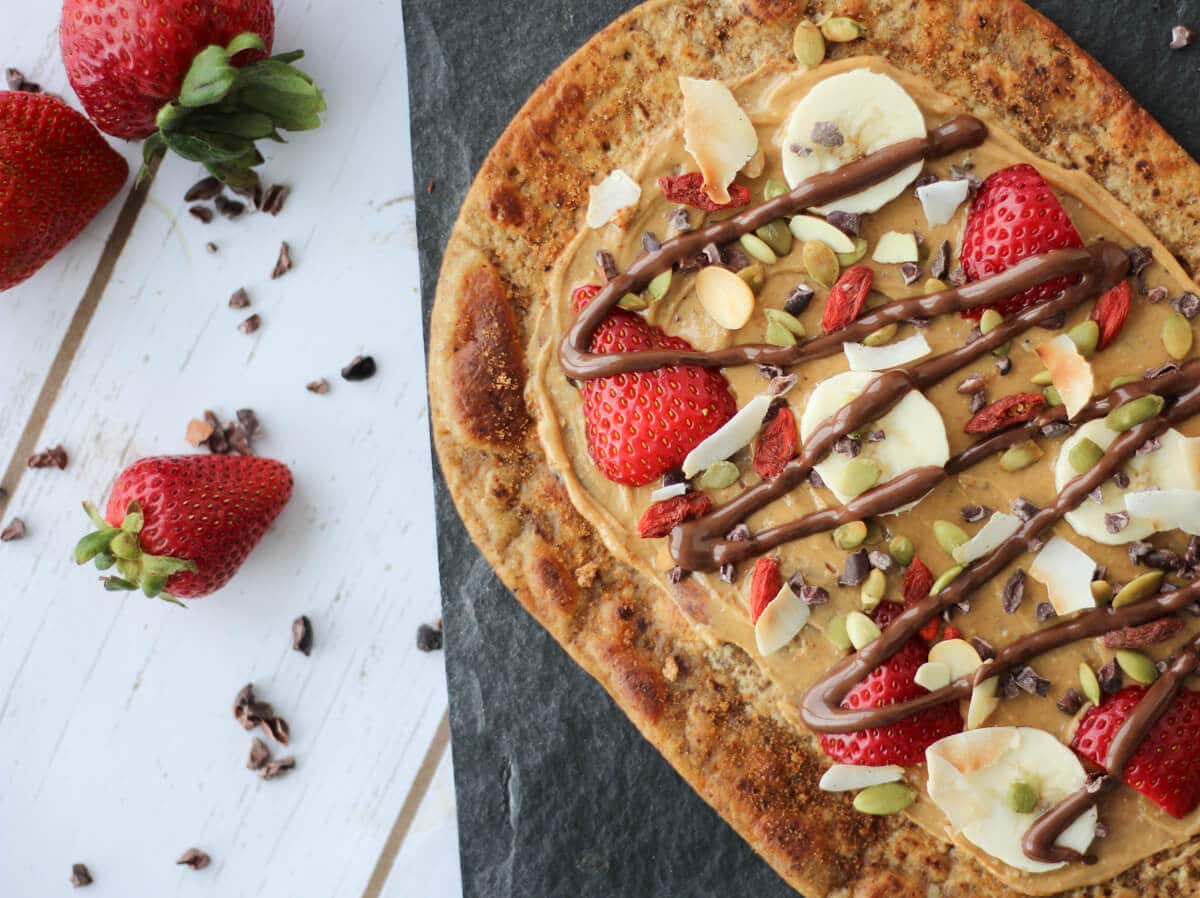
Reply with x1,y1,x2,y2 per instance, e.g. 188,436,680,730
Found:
74,500,196,606
140,32,327,187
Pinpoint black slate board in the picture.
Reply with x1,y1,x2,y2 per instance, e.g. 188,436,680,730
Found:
405,2,1200,895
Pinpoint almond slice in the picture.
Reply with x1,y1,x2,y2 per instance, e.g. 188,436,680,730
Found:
679,77,758,205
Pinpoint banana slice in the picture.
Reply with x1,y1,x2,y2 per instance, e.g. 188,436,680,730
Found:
926,727,1097,874
799,371,949,509
1055,420,1200,545
781,69,926,215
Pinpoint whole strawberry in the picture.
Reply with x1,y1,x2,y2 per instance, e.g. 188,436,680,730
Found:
820,604,963,766
61,0,325,187
960,163,1083,319
74,455,293,602
0,92,128,292
1072,685,1200,818
574,285,737,486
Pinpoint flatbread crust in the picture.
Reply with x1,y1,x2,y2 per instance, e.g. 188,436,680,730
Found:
427,2,1200,895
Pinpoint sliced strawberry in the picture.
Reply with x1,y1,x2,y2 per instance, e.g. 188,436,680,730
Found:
819,625,963,766
1091,280,1132,350
581,307,737,486
902,557,940,643
960,164,1084,319
572,283,602,312
749,557,783,623
821,265,873,333
1072,686,1200,818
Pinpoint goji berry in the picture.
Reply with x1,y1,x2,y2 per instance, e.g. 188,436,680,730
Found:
1091,280,1131,350
636,491,713,539
964,392,1046,435
821,265,874,333
753,405,798,478
657,172,751,212
902,557,940,642
749,557,783,623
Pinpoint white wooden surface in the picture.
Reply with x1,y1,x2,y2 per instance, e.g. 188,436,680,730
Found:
0,3,462,896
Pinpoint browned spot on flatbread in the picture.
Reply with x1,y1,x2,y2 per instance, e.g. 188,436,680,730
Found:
673,576,713,624
528,551,580,614
851,872,924,898
487,183,525,226
607,647,668,723
451,265,531,446
737,0,801,24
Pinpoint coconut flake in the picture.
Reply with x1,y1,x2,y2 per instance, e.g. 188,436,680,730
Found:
872,231,920,264
649,482,688,503
818,764,904,792
788,215,856,253
916,179,970,227
1035,335,1094,419
1125,489,1200,536
754,583,811,655
844,333,931,372
585,170,641,229
682,393,773,478
953,512,1022,565
1029,536,1098,616
679,77,758,205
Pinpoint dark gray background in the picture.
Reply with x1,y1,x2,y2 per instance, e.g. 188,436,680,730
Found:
404,2,1200,894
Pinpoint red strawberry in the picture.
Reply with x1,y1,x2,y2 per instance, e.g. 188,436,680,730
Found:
1072,686,1200,818
820,626,963,766
576,288,737,486
0,92,128,291
749,557,783,623
960,164,1084,319
61,0,324,186
74,455,293,602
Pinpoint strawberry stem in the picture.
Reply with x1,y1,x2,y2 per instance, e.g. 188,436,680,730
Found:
74,500,197,606
138,32,327,188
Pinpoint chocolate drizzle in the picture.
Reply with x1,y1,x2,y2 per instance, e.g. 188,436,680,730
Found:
560,115,989,380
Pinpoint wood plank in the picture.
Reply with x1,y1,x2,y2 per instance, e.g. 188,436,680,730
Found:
0,3,453,896
380,740,462,898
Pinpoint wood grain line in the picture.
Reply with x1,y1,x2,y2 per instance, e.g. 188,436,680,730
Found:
0,164,156,517
360,709,451,898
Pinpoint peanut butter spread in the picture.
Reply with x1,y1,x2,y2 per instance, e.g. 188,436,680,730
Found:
530,57,1200,895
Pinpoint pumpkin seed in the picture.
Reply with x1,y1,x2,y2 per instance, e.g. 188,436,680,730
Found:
1000,439,1044,472
934,520,969,555
1007,780,1039,815
924,277,948,294
1111,570,1165,608
699,460,739,489
1068,438,1104,474
755,220,794,257
765,308,806,337
1030,369,1054,386
1090,580,1113,604
980,309,1004,335
840,457,882,497
861,568,886,612
1079,663,1101,706
1068,320,1100,359
836,237,869,267
826,614,852,651
845,611,882,650
888,535,915,567
1163,311,1194,360
766,321,797,347
738,263,766,292
618,293,648,311
763,179,789,202
1110,375,1139,389
821,16,866,42
1115,649,1158,685
862,322,898,347
740,232,778,265
863,518,885,545
1105,394,1165,432
792,20,826,67
931,565,965,595
833,521,868,550
646,269,672,301
853,782,915,816
1043,385,1063,407
804,240,840,287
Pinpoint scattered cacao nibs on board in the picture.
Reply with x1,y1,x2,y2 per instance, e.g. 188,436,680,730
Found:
426,180,436,194
264,715,290,746
306,378,331,395
228,287,250,309
341,355,377,382
1171,24,1197,49
1001,569,1026,614
188,206,214,224
261,184,291,216
291,615,313,656
1057,688,1086,715
416,621,443,652
247,737,271,771
28,445,68,469
176,849,210,871
69,863,92,888
238,314,261,335
184,176,222,203
260,756,296,780
214,195,245,219
232,181,264,210
205,242,219,254
271,242,293,279
1,518,26,542
6,68,41,92
236,409,262,440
